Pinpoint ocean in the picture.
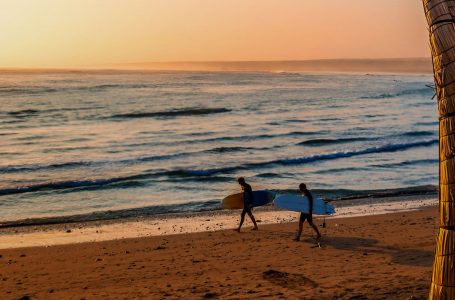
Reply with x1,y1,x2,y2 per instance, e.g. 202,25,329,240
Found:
0,70,438,225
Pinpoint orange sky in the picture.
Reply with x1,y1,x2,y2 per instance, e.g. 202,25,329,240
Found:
0,0,429,68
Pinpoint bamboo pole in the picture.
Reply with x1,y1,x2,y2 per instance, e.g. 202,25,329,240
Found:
423,0,455,298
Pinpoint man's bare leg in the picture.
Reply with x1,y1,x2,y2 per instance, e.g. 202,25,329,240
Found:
294,221,304,241
236,210,247,232
248,212,258,230
309,221,321,239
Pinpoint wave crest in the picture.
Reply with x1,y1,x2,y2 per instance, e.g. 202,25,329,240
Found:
110,107,231,119
176,139,438,176
360,87,433,99
298,137,370,146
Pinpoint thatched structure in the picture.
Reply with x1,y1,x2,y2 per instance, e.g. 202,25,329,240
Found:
423,0,455,298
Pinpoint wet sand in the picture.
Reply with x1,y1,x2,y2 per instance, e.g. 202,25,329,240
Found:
0,194,437,249
0,205,438,299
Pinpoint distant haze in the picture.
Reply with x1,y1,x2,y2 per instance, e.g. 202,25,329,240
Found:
0,58,432,74
103,58,432,74
0,0,429,68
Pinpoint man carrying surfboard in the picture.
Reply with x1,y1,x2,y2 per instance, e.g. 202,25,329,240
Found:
294,183,321,241
236,177,259,232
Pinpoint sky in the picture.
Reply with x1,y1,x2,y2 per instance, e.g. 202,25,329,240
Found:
0,0,429,68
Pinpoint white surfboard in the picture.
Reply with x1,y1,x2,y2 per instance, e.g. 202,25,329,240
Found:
274,194,335,215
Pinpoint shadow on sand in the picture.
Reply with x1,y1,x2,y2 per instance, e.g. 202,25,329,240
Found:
303,236,433,267
262,269,318,290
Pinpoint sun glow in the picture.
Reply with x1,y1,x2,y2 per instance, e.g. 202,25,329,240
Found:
0,0,428,68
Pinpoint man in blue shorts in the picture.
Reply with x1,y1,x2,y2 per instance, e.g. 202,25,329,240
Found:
236,177,259,232
294,183,321,241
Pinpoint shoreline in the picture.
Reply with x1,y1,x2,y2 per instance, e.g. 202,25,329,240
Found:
0,193,437,249
0,206,438,299
0,185,437,228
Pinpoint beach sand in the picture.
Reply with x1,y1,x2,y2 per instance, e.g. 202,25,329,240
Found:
0,194,437,249
0,203,438,299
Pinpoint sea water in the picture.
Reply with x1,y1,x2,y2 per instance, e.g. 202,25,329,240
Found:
0,71,438,224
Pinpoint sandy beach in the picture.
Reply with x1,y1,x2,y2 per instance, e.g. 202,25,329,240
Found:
0,198,439,299
0,1,445,299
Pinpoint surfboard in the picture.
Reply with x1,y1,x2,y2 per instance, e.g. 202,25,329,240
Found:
274,194,335,215
222,190,275,209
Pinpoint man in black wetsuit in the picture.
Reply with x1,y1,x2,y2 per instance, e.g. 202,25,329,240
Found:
294,183,321,241
236,177,259,232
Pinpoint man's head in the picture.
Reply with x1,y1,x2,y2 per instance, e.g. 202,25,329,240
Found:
237,177,246,185
299,183,307,192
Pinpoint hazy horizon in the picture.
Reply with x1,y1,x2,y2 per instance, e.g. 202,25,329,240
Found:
1,0,428,68
0,58,432,74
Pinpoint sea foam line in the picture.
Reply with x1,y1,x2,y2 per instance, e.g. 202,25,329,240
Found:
0,139,438,196
182,139,438,176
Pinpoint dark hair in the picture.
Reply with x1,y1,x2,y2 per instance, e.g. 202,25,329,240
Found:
237,177,245,184
299,183,307,191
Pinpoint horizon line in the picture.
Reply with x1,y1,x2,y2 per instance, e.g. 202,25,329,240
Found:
0,57,432,74
0,57,430,70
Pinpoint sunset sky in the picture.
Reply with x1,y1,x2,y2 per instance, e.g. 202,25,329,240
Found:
0,0,429,68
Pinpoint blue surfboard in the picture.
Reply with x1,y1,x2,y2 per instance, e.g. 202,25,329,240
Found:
274,194,335,215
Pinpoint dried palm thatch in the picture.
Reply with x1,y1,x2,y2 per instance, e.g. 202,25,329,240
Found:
423,0,455,298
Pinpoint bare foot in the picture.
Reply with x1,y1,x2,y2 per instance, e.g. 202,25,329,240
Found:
311,242,322,248
234,228,241,233
252,226,258,231
294,232,301,241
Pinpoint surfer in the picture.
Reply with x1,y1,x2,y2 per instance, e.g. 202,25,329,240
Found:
294,183,321,241
236,177,259,232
